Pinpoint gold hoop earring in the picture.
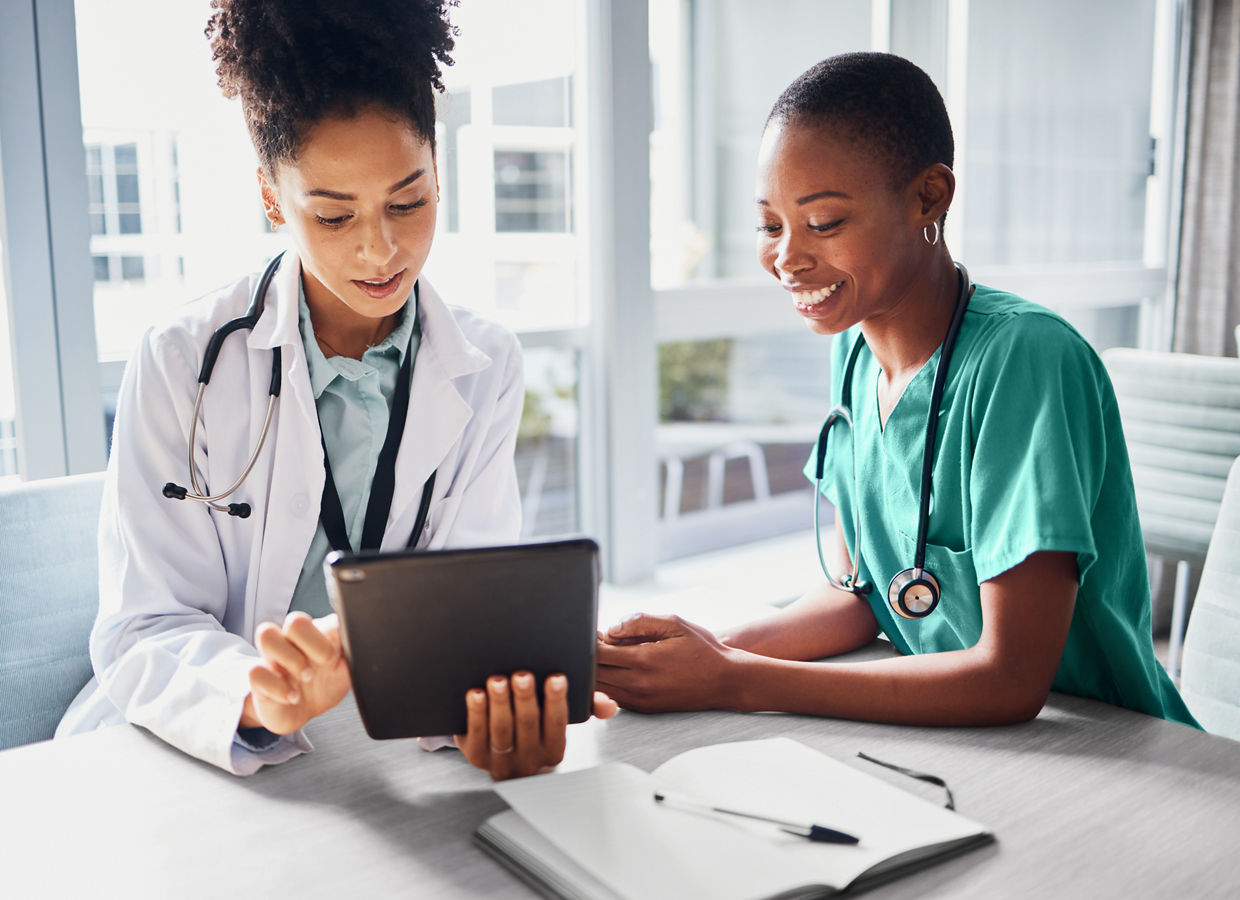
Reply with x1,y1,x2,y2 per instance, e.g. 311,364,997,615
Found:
923,222,940,246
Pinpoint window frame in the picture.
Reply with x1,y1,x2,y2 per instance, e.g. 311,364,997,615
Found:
0,0,105,480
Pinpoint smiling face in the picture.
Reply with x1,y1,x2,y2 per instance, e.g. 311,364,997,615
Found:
755,118,938,336
261,106,439,331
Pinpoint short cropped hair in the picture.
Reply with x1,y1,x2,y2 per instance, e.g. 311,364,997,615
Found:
768,52,954,189
206,0,457,173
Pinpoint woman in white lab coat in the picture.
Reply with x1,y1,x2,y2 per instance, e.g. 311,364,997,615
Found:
57,0,613,777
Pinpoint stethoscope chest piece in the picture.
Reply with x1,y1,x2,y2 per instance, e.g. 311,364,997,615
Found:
888,568,941,618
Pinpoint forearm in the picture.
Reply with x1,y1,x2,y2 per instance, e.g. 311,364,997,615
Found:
725,644,1048,726
719,581,879,660
602,555,1074,725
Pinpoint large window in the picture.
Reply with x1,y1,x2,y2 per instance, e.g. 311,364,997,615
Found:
67,0,587,539
420,0,586,536
649,0,878,561
924,0,1166,352
427,2,583,334
76,0,281,368
647,0,1181,563
1,1,1188,586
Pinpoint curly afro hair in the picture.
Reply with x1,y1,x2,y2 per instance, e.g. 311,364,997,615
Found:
206,0,457,173
768,52,953,191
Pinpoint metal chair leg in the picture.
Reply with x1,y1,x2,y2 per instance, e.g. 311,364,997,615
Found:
1167,559,1191,683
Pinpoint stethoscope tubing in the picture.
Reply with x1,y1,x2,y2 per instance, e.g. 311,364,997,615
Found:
163,252,287,517
910,267,972,571
813,335,872,595
813,262,972,613
183,387,278,509
163,251,437,549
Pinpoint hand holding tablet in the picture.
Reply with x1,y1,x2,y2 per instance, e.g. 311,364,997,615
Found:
325,538,609,779
455,671,617,780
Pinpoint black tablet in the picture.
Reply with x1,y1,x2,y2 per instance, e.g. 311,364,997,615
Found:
325,538,600,739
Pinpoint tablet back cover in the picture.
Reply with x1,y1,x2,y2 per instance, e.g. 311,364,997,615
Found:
327,538,599,739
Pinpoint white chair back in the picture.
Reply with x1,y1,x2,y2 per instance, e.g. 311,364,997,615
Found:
1102,348,1240,678
1181,456,1240,740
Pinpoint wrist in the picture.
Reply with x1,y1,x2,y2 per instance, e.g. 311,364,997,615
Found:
239,694,263,730
719,646,759,712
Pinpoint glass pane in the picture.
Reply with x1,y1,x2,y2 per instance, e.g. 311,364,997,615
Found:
76,0,280,365
649,0,873,288
120,256,145,281
115,172,139,204
424,0,584,331
494,149,571,233
889,0,949,88
657,331,830,559
86,170,104,205
431,5,585,536
961,0,1157,266
113,143,138,168
956,0,1157,352
117,211,142,234
517,346,579,539
74,0,588,550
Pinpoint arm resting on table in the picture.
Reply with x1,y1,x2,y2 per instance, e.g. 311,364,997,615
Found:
598,551,1077,727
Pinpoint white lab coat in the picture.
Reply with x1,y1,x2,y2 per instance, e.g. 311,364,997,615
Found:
56,252,523,774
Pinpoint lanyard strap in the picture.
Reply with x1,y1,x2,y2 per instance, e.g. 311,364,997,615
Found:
318,327,415,555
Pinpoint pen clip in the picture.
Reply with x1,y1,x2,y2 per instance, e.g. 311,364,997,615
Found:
803,825,860,845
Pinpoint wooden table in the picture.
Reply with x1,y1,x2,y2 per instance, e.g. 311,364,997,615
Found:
2,670,1238,898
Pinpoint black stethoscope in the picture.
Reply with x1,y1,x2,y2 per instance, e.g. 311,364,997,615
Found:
162,252,437,553
812,262,972,619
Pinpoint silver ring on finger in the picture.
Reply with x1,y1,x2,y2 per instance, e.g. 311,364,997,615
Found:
489,743,515,755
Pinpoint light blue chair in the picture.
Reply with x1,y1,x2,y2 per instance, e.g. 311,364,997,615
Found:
1180,456,1240,740
0,472,105,750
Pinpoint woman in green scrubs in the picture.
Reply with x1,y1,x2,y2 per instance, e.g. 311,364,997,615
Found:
597,52,1196,728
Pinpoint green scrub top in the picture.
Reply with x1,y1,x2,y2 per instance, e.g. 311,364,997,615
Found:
807,283,1198,727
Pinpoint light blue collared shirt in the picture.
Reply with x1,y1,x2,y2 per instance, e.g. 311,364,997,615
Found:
289,281,421,617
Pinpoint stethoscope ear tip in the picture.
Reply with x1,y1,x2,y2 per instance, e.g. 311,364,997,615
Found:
162,482,188,500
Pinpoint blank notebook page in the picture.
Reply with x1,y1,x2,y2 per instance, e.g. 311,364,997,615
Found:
493,737,990,900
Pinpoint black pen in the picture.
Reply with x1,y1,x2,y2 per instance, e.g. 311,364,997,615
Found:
653,790,861,845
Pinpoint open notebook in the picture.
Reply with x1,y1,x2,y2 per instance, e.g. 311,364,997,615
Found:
476,737,993,899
